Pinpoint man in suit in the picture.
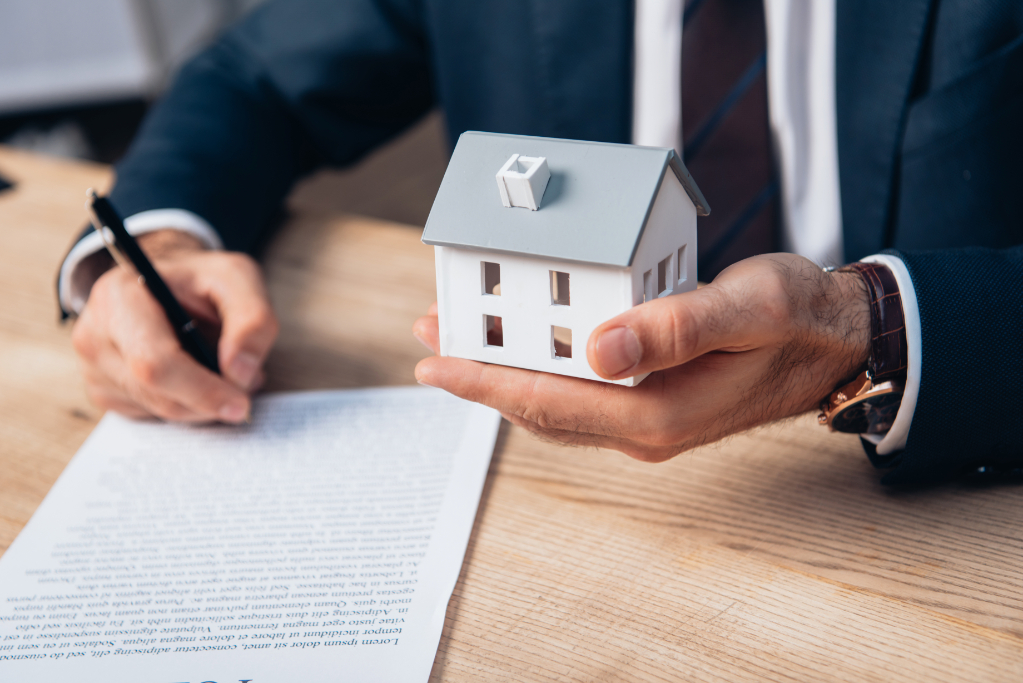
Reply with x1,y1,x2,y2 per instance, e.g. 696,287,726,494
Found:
59,0,1023,484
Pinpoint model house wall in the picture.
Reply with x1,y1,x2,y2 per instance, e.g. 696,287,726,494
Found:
434,246,642,385
630,171,698,306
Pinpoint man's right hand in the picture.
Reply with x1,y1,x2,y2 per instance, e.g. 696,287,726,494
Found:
71,229,279,423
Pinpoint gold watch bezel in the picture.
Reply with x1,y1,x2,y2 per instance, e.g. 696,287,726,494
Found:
817,371,905,434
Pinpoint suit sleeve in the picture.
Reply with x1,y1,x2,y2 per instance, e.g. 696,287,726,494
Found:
107,0,434,255
862,245,1023,485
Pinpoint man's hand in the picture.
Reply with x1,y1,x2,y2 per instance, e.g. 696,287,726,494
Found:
413,254,870,462
72,229,279,423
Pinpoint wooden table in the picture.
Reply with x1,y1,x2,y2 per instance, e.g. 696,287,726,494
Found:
1,147,1021,682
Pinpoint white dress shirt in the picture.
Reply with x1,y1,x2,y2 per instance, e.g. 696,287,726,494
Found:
61,0,920,454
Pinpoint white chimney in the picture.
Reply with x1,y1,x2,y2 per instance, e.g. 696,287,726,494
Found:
496,154,550,210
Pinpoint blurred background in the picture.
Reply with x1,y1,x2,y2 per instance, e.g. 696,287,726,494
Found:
1,0,268,162
0,0,447,225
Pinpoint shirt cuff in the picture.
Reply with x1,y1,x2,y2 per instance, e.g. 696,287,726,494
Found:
57,209,223,315
858,253,921,455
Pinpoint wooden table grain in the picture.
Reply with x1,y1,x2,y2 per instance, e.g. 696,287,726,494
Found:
1,147,1021,682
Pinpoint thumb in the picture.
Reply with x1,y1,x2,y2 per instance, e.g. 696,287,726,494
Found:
586,285,753,379
203,256,280,391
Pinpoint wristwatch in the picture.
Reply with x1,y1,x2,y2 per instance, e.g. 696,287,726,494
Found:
818,262,908,434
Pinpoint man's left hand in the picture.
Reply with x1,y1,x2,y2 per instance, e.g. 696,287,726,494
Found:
413,254,871,462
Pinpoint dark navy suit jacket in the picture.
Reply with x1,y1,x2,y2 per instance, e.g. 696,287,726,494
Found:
94,0,1023,484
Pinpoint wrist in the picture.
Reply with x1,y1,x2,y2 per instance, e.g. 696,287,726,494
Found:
819,269,872,383
817,261,908,434
137,229,207,260
836,262,908,383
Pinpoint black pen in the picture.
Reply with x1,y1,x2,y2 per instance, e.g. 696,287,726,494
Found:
86,189,221,374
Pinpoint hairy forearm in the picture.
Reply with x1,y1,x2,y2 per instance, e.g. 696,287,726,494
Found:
790,265,871,408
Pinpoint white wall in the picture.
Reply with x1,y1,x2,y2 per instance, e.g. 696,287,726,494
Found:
0,0,267,114
434,246,643,386
0,0,150,113
630,171,698,305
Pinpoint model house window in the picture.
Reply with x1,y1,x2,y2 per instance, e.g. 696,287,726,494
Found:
484,314,504,347
482,261,501,295
643,269,653,302
657,255,672,296
552,325,572,359
677,245,687,285
550,270,570,305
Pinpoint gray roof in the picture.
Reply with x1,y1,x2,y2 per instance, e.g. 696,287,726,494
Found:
421,132,709,268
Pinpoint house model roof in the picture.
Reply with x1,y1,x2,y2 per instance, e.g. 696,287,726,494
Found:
421,131,709,268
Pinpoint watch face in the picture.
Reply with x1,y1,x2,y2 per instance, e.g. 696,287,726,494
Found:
831,392,903,434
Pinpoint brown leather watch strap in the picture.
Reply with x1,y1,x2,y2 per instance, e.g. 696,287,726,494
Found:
838,262,907,382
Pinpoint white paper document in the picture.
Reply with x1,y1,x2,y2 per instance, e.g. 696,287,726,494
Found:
0,387,501,682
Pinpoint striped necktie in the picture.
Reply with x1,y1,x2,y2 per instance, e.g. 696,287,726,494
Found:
681,0,779,280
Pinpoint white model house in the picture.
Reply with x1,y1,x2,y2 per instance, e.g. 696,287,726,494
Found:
422,132,710,386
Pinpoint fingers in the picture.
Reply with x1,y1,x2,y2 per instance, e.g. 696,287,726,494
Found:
104,270,253,421
84,364,209,422
585,288,724,380
78,325,225,422
415,355,669,442
412,310,440,354
195,253,279,391
586,259,792,379
75,255,267,423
